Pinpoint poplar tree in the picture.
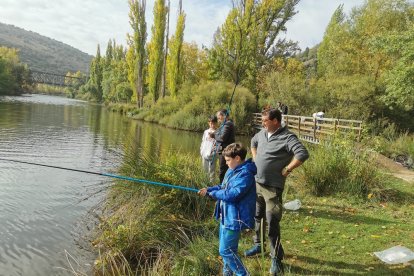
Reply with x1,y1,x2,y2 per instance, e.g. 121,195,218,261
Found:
89,44,103,101
317,5,347,77
128,0,147,108
167,0,185,98
160,0,170,98
148,0,167,102
105,39,114,70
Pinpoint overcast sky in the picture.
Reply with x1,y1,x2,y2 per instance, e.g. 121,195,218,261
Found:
0,0,365,56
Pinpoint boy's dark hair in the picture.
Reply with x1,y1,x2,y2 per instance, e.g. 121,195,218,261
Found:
262,108,282,122
223,143,247,160
208,115,218,123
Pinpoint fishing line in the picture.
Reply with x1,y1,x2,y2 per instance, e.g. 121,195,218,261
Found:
0,158,199,193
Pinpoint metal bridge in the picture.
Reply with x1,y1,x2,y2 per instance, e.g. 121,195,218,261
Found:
29,70,87,87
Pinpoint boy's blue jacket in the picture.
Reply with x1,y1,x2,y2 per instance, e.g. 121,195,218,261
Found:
207,159,257,231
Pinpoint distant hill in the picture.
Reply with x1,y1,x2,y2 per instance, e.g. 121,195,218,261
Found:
0,22,93,75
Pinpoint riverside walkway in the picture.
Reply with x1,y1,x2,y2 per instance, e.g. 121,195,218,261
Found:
252,113,363,144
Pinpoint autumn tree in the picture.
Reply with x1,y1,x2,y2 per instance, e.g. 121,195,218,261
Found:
101,42,131,103
208,0,300,97
128,0,147,107
181,42,208,84
104,39,114,70
379,26,414,112
316,0,413,125
160,0,170,98
167,0,185,97
148,0,167,102
89,44,103,101
0,47,29,95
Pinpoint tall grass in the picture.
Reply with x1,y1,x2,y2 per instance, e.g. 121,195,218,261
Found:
298,137,385,197
375,132,414,168
93,139,220,275
365,122,414,168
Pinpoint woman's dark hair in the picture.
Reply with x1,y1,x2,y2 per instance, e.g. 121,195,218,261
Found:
217,109,228,117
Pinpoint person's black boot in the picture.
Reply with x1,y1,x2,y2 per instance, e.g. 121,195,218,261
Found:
269,258,284,275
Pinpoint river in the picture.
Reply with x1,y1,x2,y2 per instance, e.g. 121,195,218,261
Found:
0,94,250,275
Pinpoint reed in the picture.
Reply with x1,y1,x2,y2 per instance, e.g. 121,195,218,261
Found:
93,139,219,274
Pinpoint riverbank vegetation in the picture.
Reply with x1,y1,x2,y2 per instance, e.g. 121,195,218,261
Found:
91,136,413,275
76,0,414,274
67,0,413,135
0,46,30,95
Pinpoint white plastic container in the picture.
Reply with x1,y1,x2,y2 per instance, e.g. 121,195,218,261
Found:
374,246,414,264
283,199,301,211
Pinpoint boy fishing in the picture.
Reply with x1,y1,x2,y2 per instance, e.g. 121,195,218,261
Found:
198,143,256,276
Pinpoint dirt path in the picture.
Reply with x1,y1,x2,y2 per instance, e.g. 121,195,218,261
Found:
375,153,414,183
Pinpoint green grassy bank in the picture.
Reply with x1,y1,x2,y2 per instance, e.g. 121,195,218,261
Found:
90,137,413,275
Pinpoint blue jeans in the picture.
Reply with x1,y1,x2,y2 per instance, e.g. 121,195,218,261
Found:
219,224,248,276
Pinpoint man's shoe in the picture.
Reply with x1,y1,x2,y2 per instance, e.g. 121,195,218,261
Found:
244,245,262,257
269,258,284,275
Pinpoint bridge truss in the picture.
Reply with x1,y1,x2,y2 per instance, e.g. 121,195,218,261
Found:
30,70,87,87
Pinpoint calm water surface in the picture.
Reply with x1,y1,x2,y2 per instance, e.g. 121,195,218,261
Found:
0,94,249,275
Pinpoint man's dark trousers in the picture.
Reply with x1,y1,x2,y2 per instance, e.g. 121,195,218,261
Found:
218,154,228,183
253,183,284,260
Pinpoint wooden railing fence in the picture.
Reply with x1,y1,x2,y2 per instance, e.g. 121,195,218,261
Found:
252,113,363,144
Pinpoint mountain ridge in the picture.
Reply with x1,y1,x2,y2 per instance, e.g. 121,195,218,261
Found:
0,22,93,75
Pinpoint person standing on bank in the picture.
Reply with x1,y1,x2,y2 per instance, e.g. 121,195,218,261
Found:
200,115,218,182
198,143,257,276
210,109,235,183
245,108,309,275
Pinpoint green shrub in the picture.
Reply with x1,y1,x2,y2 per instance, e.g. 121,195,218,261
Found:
364,121,414,168
299,137,385,197
130,81,256,133
381,132,414,167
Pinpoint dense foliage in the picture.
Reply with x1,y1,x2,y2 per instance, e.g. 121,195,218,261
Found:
257,0,414,130
208,0,300,96
132,81,256,133
0,46,30,95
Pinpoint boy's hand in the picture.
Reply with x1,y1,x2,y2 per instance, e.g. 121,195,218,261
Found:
198,188,208,197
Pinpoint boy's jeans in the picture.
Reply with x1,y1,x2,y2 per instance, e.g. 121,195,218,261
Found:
219,224,249,276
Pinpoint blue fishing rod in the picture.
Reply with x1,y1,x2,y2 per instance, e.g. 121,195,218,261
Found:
210,80,239,165
0,158,199,193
